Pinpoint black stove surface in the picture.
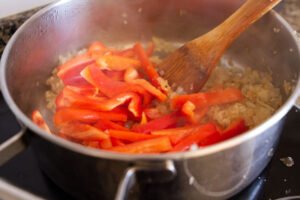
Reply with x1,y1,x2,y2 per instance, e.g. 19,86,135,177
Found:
1,7,300,200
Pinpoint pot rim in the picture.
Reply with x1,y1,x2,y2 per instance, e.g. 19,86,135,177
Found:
1,0,300,161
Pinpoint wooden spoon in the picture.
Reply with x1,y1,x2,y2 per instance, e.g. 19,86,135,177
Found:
159,0,281,93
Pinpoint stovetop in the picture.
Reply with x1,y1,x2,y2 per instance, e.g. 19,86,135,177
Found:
0,3,300,200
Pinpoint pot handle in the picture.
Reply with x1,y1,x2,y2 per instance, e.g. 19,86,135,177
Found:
0,126,43,200
115,160,176,200
0,179,43,200
0,126,27,166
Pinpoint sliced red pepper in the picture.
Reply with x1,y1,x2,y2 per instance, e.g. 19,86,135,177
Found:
31,110,51,133
95,119,129,131
181,101,196,123
81,64,146,98
152,123,216,145
108,130,158,142
124,67,139,82
129,79,167,102
80,92,140,116
88,41,107,54
140,112,148,125
109,137,172,154
99,138,113,149
58,63,93,87
54,108,127,127
132,113,179,133
111,138,126,146
64,86,99,96
55,87,106,110
57,53,94,79
199,119,248,146
171,88,244,109
103,70,124,81
170,125,218,152
60,123,108,141
56,87,141,117
182,104,209,125
142,91,153,106
222,119,248,137
96,55,141,71
134,43,161,88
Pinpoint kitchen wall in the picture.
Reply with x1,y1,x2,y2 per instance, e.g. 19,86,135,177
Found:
0,0,57,18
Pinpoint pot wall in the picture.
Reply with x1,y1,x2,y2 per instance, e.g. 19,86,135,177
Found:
31,118,284,200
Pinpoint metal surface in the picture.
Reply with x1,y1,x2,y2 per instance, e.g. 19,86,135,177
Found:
0,179,43,200
115,160,176,200
0,125,40,199
0,127,26,166
0,0,300,199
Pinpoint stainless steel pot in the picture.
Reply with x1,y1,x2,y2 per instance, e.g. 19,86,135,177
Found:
0,0,300,200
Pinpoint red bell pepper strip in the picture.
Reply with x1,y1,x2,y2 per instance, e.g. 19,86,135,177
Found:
60,123,108,141
171,88,244,109
94,119,129,131
152,123,216,145
31,110,51,133
182,103,209,125
54,108,127,127
81,64,147,98
132,113,179,133
88,41,107,54
64,86,99,96
112,42,153,58
111,138,126,146
124,68,153,105
109,137,172,154
102,70,125,81
170,125,218,152
199,119,248,146
57,53,94,79
134,43,161,88
129,79,167,102
142,91,153,106
152,128,194,145
61,73,92,87
99,138,113,149
96,55,141,71
57,87,141,117
55,87,106,110
108,130,158,142
140,112,148,125
124,67,139,82
56,87,141,117
58,60,93,87
181,101,196,123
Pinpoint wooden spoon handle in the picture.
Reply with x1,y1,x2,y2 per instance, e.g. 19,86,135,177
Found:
195,0,281,49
